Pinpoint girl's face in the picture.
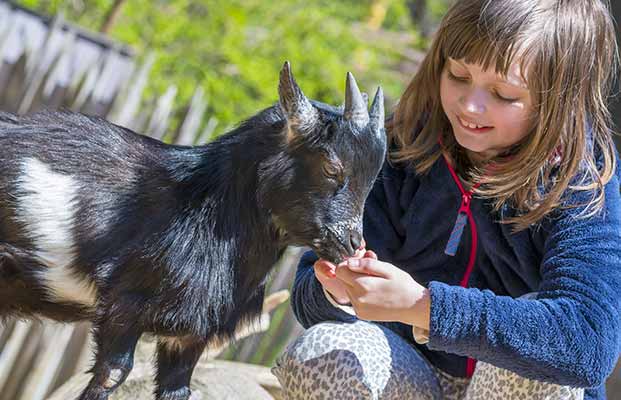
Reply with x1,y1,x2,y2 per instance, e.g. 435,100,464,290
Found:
440,57,534,161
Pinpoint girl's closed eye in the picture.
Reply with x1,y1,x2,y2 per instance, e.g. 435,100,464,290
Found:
447,70,469,83
448,68,521,103
493,90,519,103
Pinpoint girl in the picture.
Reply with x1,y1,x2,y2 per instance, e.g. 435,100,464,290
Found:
272,0,621,399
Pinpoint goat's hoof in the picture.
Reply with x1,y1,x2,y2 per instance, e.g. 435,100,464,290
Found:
156,387,192,400
102,368,125,389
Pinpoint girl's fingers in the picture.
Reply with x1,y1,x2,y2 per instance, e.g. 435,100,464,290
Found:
314,259,336,278
334,264,358,286
364,250,378,260
347,258,387,278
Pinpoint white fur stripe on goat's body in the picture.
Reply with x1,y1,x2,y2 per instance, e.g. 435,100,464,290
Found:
14,157,97,307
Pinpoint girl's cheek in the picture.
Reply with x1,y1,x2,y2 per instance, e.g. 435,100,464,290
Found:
509,101,526,110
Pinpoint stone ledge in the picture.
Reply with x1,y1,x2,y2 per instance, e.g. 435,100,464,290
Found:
47,359,282,400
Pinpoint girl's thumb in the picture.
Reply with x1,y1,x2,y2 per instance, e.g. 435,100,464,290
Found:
347,258,385,277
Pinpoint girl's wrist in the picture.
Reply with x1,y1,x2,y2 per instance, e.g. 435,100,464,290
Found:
401,287,431,331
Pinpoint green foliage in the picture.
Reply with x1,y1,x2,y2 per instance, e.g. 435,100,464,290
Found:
17,0,453,138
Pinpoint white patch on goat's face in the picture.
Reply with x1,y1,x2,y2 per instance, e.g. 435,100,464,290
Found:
15,158,97,307
326,216,362,240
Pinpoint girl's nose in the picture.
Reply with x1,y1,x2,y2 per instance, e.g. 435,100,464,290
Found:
460,89,487,114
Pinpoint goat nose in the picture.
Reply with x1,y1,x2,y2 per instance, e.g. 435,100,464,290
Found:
350,231,363,252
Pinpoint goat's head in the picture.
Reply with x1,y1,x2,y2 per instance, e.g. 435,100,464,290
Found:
262,62,386,264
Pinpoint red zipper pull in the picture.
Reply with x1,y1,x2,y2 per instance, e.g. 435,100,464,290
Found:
445,192,472,256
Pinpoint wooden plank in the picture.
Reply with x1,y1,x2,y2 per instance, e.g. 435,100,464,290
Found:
5,1,133,58
0,321,31,391
196,116,219,143
91,50,135,107
17,324,75,400
146,85,177,140
0,321,43,400
175,87,208,145
42,33,101,100
0,9,26,65
17,13,66,114
109,52,155,129
0,3,14,50
71,53,104,111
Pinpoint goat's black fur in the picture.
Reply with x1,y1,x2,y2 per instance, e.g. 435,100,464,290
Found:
0,64,386,400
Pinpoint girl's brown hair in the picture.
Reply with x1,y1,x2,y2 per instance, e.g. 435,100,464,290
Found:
388,0,619,230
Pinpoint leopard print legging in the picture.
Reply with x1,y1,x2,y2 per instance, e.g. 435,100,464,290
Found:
272,321,584,400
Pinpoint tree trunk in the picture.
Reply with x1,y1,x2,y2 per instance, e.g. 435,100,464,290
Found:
99,0,127,34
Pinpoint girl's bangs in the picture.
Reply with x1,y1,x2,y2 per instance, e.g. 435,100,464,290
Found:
440,10,534,80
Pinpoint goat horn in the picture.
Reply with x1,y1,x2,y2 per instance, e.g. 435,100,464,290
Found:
344,72,369,126
369,86,384,126
369,87,386,141
278,61,317,130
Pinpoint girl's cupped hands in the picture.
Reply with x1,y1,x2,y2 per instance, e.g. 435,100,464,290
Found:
335,256,431,330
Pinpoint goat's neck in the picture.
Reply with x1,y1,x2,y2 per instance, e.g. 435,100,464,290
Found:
162,120,288,286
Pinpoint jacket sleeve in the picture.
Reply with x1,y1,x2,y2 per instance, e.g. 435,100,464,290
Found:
290,250,358,328
427,167,621,388
290,161,412,328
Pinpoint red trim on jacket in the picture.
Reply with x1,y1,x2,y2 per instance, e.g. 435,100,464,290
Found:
441,152,481,378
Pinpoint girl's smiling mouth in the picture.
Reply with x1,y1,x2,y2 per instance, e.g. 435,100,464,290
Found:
457,115,494,134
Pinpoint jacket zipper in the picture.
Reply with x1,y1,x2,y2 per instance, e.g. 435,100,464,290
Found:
442,154,480,378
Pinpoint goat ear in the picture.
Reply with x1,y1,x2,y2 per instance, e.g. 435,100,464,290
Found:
344,72,370,128
278,61,318,139
369,86,385,140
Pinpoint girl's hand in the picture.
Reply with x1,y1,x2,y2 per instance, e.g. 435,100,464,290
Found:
313,246,376,305
314,258,351,304
335,257,430,330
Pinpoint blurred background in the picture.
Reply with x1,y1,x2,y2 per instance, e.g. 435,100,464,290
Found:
0,0,619,399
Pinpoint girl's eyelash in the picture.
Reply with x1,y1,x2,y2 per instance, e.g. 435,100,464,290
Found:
448,70,519,103
493,91,519,103
447,70,468,82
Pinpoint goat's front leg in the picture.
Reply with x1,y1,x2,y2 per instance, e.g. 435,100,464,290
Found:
154,336,207,400
78,308,143,400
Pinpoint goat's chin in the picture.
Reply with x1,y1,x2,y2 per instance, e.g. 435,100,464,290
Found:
313,247,349,265
308,236,354,265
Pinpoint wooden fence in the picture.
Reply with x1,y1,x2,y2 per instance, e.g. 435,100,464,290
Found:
0,2,304,399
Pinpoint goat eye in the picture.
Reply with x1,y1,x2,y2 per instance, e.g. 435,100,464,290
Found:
322,163,341,180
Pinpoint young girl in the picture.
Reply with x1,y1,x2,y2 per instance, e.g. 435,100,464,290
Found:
272,0,621,399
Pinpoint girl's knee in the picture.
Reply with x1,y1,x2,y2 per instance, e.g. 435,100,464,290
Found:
466,361,584,400
272,321,375,399
272,321,441,400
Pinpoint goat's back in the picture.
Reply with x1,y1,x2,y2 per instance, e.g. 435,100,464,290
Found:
0,111,171,187
0,111,184,309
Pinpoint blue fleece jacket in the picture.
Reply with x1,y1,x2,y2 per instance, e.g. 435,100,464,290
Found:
291,150,621,399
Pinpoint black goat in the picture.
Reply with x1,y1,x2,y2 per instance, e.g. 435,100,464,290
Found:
0,62,386,400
